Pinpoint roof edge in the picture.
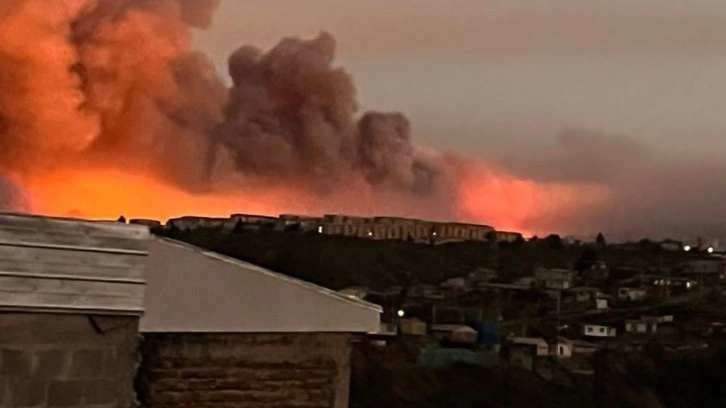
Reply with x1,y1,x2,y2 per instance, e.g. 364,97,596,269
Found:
155,237,383,314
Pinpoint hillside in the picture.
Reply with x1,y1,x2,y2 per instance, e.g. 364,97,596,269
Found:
155,228,704,291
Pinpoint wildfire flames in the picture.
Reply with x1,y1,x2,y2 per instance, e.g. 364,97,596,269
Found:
0,0,604,235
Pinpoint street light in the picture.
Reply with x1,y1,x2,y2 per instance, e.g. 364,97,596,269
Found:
397,309,405,318
708,247,715,254
684,245,692,252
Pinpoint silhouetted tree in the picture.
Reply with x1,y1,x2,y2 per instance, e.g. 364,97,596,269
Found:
117,215,126,223
574,247,598,273
167,223,179,239
544,234,563,249
596,232,606,248
514,234,526,246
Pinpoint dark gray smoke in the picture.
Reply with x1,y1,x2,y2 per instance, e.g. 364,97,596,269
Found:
214,32,439,191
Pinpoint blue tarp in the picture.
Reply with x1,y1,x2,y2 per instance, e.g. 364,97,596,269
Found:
473,320,501,346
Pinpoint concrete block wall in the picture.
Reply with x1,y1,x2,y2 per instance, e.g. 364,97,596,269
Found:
0,314,139,408
137,333,353,408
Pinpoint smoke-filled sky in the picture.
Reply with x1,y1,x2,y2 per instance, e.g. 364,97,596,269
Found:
0,0,723,242
193,0,726,241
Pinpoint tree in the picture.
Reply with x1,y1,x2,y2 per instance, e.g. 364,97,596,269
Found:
574,247,598,273
596,233,606,248
544,234,563,249
117,215,126,223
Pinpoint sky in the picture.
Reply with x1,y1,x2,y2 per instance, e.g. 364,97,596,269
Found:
192,0,726,242
194,0,726,157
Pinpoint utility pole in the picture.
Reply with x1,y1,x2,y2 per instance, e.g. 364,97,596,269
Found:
477,295,484,321
556,289,562,329
502,343,511,408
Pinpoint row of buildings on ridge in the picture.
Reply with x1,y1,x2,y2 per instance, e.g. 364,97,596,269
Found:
133,213,524,244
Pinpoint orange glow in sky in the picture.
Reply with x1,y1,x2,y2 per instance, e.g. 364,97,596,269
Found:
18,164,606,237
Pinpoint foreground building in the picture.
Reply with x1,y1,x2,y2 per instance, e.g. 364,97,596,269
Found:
138,238,382,408
0,213,380,408
0,213,150,407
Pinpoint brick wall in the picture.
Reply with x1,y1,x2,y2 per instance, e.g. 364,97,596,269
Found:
137,333,353,408
0,313,139,408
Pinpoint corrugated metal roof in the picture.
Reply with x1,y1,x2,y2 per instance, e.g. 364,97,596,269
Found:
0,213,150,315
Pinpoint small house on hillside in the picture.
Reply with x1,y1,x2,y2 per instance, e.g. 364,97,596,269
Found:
625,319,658,334
430,324,478,344
568,287,600,302
507,337,548,371
535,268,575,290
550,338,573,358
617,287,648,302
583,324,616,338
509,337,549,356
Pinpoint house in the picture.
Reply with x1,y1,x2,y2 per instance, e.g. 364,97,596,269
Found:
139,238,381,408
430,324,479,344
130,218,162,229
277,214,323,231
468,268,499,285
535,268,576,290
400,318,427,336
406,284,444,300
370,322,398,338
583,324,617,338
642,315,674,324
570,339,599,354
568,287,600,302
441,277,468,290
650,277,698,293
550,338,573,358
167,216,228,231
617,287,648,302
496,231,523,243
513,276,537,288
596,298,609,310
509,337,550,356
625,319,658,334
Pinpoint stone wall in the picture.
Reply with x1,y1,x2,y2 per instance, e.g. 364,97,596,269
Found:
137,333,353,408
0,313,139,408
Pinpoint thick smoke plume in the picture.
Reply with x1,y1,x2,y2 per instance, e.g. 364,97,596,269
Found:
0,0,597,232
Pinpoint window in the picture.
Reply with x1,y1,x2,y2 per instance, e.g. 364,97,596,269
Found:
559,345,565,355
599,327,605,333
586,327,593,333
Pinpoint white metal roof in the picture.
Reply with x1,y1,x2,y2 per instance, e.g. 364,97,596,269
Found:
509,337,548,347
141,238,381,333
